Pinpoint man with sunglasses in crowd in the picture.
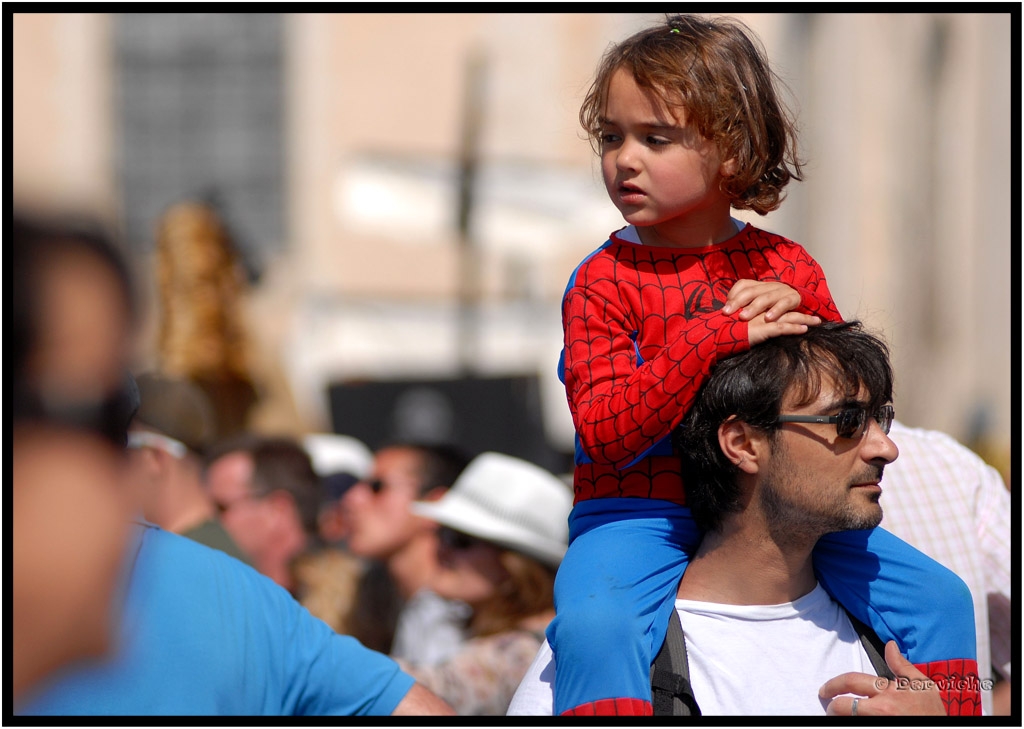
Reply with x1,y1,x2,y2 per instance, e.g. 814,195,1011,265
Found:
342,443,472,665
203,434,322,593
509,321,980,716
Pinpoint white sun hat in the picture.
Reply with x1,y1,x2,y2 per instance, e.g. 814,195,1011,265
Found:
302,433,373,480
410,451,573,569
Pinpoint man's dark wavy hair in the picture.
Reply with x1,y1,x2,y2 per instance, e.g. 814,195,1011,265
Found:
675,321,893,532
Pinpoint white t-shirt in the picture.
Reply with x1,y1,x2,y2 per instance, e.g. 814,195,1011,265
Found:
506,584,875,716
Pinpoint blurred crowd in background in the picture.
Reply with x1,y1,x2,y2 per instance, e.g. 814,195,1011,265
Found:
11,208,573,715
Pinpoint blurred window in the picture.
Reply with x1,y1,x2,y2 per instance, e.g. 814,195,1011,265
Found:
114,13,283,265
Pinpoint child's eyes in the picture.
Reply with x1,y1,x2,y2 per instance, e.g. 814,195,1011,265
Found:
598,132,672,146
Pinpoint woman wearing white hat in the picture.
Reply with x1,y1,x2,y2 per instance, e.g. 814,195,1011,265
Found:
399,452,573,716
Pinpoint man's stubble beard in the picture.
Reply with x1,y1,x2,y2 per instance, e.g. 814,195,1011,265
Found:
758,457,884,548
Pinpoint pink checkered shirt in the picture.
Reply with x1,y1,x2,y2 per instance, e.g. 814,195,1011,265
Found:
880,421,1012,715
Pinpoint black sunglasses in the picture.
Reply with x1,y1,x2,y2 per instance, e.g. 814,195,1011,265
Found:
438,527,484,551
13,379,138,448
775,404,894,440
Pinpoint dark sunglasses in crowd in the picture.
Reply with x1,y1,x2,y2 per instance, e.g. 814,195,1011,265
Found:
437,526,486,552
775,404,894,440
12,375,139,448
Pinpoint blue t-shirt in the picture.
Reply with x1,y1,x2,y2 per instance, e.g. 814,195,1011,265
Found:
17,522,415,716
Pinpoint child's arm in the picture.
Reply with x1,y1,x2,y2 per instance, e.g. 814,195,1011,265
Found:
562,287,816,468
723,279,841,323
723,280,832,346
562,237,837,469
724,244,842,323
729,240,839,319
723,280,802,321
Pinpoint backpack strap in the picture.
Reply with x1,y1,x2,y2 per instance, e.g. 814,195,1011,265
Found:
844,608,896,680
650,608,701,716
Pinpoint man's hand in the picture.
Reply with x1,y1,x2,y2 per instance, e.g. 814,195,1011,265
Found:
819,641,946,716
722,280,803,322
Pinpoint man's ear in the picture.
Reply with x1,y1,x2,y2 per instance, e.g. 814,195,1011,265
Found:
137,446,170,479
718,417,762,474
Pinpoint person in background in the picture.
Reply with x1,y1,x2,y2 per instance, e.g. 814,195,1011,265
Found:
203,433,321,594
880,420,1012,715
126,371,250,564
303,433,373,545
292,433,374,635
401,452,573,715
342,442,471,663
12,212,140,703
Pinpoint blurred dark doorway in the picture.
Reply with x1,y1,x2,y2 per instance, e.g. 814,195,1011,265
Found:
328,375,572,475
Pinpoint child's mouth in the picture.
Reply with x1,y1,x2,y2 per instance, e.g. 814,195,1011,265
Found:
618,184,646,204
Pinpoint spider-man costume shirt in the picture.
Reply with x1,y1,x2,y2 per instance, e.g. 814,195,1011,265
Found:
559,223,841,504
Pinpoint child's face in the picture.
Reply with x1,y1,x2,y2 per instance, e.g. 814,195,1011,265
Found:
599,68,735,247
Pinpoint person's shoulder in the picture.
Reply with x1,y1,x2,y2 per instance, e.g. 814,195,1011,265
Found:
180,518,253,564
562,230,630,293
485,626,548,651
138,520,239,563
135,520,285,596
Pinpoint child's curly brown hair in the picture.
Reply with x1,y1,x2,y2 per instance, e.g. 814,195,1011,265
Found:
580,14,803,215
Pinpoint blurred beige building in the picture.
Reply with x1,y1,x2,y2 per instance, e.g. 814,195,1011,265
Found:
11,12,1014,476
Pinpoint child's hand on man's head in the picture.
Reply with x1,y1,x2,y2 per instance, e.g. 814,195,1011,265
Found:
722,279,803,322
746,310,822,347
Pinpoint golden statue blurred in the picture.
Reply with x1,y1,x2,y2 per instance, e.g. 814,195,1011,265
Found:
154,201,259,440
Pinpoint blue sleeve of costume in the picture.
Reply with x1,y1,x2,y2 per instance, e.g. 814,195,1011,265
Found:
814,527,977,664
17,524,415,716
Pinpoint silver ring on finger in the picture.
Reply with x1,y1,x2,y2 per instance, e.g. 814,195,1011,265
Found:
851,698,859,716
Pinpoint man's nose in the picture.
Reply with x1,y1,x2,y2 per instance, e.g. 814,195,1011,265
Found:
862,419,899,465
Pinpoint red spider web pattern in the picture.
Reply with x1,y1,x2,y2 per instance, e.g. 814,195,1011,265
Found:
561,697,653,716
916,658,983,716
563,226,842,503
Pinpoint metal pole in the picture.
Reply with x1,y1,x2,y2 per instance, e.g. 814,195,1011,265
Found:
456,48,486,376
